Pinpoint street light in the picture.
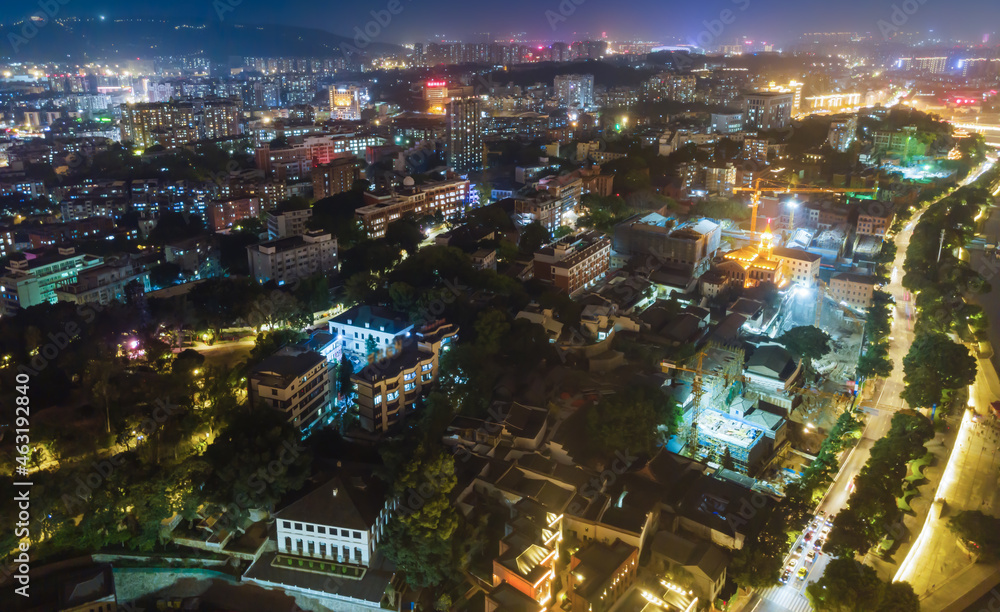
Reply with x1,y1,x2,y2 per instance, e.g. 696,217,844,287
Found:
787,198,799,231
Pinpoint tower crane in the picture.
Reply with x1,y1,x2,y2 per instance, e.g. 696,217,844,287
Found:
662,351,709,456
662,352,854,457
733,179,878,236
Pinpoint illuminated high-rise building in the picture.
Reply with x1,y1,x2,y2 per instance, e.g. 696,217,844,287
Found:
554,74,594,110
446,96,483,173
329,85,364,120
742,91,793,130
120,98,242,150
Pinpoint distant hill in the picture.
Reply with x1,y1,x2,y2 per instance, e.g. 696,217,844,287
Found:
0,17,401,62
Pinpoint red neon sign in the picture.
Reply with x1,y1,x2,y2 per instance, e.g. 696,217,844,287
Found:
426,80,446,87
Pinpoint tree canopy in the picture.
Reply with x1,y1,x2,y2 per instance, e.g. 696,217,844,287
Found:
777,326,832,365
901,332,977,408
807,558,919,612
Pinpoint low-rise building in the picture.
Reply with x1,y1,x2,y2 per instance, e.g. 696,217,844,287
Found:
711,112,743,134
720,224,784,288
829,272,877,309
651,530,729,604
0,246,103,316
249,346,332,433
244,466,399,612
329,304,414,357
771,246,821,286
208,196,262,232
54,254,150,306
568,539,638,612
856,201,894,237
533,231,611,294
827,114,858,152
514,191,576,235
355,176,470,239
247,230,338,285
312,155,362,200
613,213,721,276
165,236,221,279
273,471,389,568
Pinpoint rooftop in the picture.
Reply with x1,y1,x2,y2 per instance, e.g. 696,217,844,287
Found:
251,346,325,389
572,539,638,600
832,271,877,285
274,469,386,530
332,304,413,335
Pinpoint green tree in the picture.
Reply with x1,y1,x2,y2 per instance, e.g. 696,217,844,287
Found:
518,221,550,253
777,325,832,367
806,558,886,612
248,329,306,363
385,216,425,256
948,510,1000,560
857,342,893,379
585,385,680,456
201,406,312,523
878,582,920,611
474,309,511,355
337,355,355,399
379,444,462,590
902,332,977,408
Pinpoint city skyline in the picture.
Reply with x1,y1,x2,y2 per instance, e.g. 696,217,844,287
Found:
0,1,998,49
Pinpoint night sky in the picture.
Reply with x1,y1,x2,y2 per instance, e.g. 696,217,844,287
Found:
1,0,998,45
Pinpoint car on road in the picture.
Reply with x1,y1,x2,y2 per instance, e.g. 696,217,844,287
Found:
797,567,808,580
814,538,825,550
806,550,817,563
793,545,804,557
780,569,791,583
804,532,813,542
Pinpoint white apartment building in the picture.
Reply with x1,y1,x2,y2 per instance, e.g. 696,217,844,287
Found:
247,230,338,285
329,304,414,356
771,247,821,287
274,471,390,568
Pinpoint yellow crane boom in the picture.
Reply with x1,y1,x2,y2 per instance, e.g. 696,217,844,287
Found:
733,178,878,236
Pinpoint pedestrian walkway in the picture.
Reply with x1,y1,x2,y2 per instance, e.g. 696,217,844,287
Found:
758,584,813,612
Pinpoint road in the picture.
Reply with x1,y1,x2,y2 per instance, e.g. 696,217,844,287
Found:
754,409,893,612
891,159,1000,603
752,161,996,612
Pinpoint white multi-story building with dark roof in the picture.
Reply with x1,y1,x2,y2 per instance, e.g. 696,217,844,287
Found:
329,304,414,357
